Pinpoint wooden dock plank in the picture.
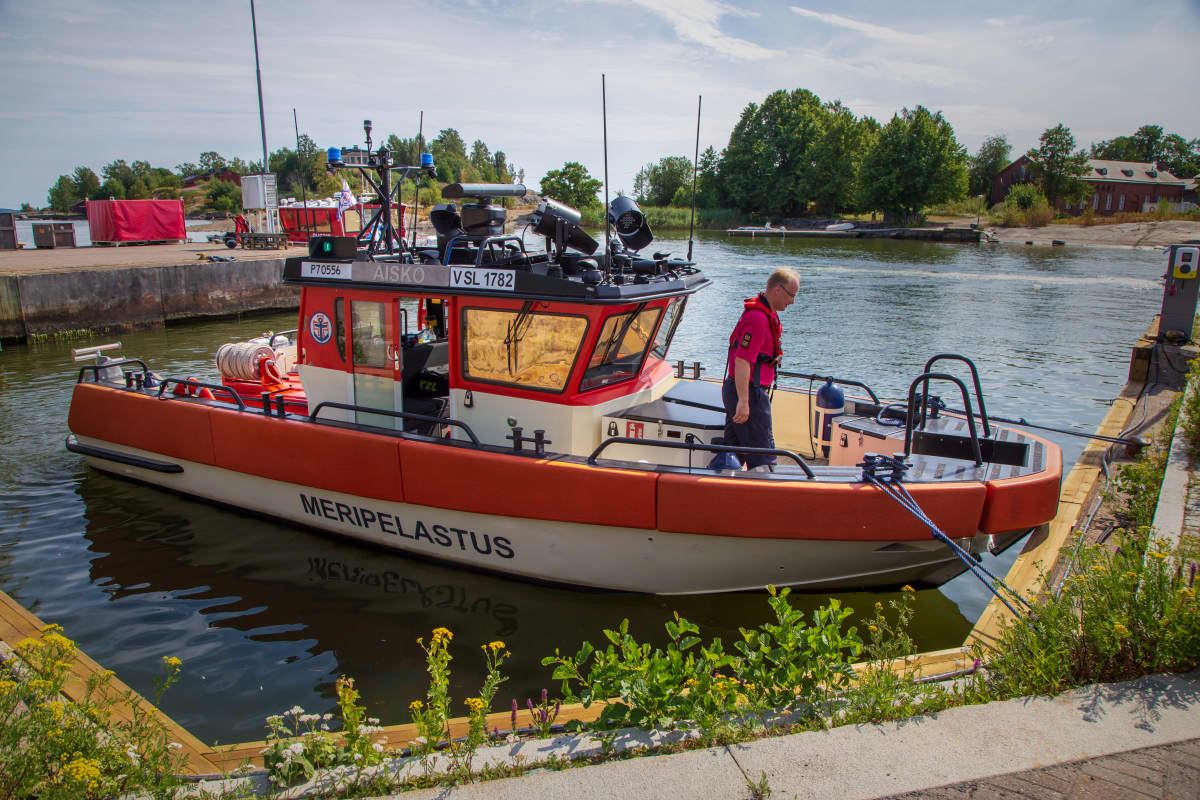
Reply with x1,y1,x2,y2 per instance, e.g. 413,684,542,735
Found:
969,379,1144,646
0,590,219,775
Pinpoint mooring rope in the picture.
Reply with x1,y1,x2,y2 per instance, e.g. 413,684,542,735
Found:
858,454,1032,617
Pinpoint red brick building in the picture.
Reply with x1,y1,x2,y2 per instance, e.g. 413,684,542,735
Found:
990,156,1187,215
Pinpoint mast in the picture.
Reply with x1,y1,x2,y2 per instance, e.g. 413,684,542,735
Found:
250,0,273,233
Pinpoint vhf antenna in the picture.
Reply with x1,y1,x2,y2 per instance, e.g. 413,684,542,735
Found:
411,110,423,248
687,95,701,262
601,73,611,274
293,108,312,238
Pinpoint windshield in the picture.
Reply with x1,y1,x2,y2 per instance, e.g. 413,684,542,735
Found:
461,307,588,392
580,306,662,392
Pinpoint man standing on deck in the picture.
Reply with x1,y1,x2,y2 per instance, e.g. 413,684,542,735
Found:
722,268,800,472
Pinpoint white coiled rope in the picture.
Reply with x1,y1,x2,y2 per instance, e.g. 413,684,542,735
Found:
216,342,280,382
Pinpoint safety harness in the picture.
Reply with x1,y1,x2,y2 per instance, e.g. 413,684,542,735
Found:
726,293,783,389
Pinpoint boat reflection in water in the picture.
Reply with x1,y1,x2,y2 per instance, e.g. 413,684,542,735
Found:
76,471,970,742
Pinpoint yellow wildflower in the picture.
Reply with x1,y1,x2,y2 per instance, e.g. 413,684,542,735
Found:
42,623,64,633
1113,622,1131,638
60,757,103,792
54,661,73,671
902,585,915,593
464,697,486,713
0,680,16,696
1179,587,1195,600
1092,565,1107,573
15,637,41,651
868,625,879,633
408,700,424,712
486,641,506,652
431,627,452,643
874,602,883,612
43,632,74,649
163,656,182,669
28,679,52,694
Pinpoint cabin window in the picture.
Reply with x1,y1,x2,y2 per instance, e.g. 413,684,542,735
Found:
651,297,686,359
461,307,588,392
334,297,346,360
351,301,389,368
580,307,662,392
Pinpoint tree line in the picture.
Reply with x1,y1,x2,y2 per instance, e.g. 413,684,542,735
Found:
41,128,522,214
546,88,1199,223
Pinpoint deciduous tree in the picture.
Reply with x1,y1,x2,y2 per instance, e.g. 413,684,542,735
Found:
538,162,602,210
633,156,693,207
1025,124,1089,207
198,151,227,173
431,128,467,183
809,101,875,215
47,175,78,212
71,166,100,201
861,106,967,222
968,134,1011,197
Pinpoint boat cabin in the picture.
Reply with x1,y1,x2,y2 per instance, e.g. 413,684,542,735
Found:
277,184,709,458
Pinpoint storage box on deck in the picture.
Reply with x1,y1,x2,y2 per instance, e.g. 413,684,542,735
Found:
599,397,726,467
32,222,77,248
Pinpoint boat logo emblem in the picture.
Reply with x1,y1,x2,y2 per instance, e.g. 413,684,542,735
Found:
309,312,333,345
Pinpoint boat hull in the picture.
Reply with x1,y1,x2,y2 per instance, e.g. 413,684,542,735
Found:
70,434,1025,594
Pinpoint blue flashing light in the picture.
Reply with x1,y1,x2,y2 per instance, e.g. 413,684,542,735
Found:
420,152,433,168
327,147,342,164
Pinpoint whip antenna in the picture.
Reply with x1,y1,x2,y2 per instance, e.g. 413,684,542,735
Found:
293,108,311,238
411,110,423,248
687,95,701,262
602,73,610,273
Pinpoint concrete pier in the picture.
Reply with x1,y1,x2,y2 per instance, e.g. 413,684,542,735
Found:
0,241,305,339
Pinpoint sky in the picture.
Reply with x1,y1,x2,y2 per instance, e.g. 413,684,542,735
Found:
1,0,1199,209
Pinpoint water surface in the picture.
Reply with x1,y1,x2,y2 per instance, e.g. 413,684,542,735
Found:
0,232,1165,741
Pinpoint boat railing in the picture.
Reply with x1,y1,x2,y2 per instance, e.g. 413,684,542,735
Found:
920,354,991,437
76,358,150,384
587,436,815,478
441,234,529,268
156,378,247,410
776,370,880,404
903,373,982,466
308,401,482,447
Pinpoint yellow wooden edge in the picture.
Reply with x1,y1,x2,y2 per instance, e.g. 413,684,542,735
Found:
0,590,220,775
3,371,1151,776
970,379,1144,645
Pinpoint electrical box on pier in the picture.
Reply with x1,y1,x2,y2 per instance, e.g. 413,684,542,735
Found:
1158,244,1200,341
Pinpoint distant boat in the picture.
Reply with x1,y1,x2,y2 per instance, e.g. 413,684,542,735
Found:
825,222,854,231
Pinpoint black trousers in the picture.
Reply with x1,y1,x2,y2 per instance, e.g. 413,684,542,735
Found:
721,378,775,468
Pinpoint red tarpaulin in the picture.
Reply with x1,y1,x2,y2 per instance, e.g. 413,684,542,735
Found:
86,199,186,244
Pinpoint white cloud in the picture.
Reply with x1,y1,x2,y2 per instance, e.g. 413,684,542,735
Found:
2,50,247,78
788,6,943,49
586,0,778,61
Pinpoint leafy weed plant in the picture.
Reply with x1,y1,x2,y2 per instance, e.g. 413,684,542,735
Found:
0,625,187,800
980,529,1200,698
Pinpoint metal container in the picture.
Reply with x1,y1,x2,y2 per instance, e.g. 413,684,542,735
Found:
0,211,15,250
32,222,77,248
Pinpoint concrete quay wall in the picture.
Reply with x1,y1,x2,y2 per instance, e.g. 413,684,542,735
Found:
0,258,299,338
